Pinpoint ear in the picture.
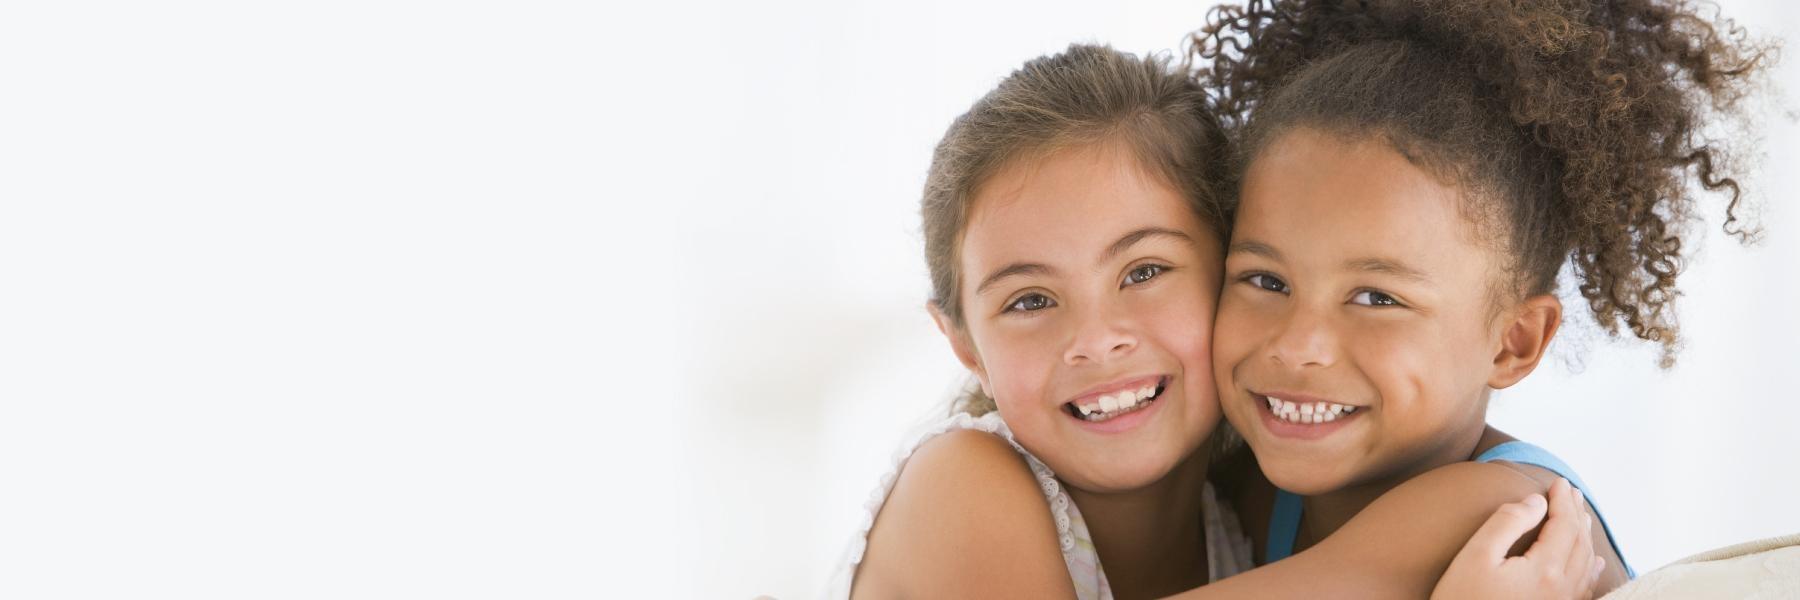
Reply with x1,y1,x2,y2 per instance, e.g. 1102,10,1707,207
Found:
1488,294,1562,389
928,302,991,394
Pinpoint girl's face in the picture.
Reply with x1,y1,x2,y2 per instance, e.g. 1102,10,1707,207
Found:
1213,128,1511,495
938,140,1224,493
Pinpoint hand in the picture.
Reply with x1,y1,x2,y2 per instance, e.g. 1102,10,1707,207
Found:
1431,477,1604,600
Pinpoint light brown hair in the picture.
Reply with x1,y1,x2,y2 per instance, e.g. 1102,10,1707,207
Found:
920,44,1233,415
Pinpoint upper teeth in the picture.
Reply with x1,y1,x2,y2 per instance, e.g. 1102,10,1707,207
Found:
1265,396,1358,424
1076,384,1159,420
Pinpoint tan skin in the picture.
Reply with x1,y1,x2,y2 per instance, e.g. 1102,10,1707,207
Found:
851,138,1602,599
1212,127,1627,595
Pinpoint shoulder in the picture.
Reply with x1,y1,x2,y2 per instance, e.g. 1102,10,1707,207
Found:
1464,458,1633,591
1342,460,1548,544
1183,460,1553,597
1390,459,1549,499
1299,462,1549,594
1374,459,1630,592
851,429,1075,599
894,429,1049,505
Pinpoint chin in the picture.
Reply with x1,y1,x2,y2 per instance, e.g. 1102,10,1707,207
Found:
1060,452,1184,493
1255,452,1360,495
1261,465,1338,496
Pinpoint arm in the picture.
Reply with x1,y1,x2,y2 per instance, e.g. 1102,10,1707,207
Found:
850,430,1075,599
1169,462,1594,599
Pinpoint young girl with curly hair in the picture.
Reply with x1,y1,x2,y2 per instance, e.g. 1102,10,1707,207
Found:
1187,0,1771,596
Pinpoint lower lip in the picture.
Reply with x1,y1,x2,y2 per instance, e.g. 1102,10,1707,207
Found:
1256,395,1362,441
1068,388,1168,434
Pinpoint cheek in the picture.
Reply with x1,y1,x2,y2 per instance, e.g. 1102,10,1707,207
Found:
970,325,1058,407
1354,332,1427,402
1211,290,1269,369
1142,288,1221,409
1143,284,1217,363
1348,321,1475,421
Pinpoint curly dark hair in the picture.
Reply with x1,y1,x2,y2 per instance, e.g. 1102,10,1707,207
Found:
1188,0,1773,366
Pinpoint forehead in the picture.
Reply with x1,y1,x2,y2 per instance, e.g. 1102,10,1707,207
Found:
1236,129,1492,270
962,141,1207,264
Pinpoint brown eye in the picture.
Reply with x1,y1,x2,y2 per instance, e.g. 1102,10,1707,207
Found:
1006,293,1055,313
1351,290,1401,307
1247,273,1288,294
1124,264,1165,286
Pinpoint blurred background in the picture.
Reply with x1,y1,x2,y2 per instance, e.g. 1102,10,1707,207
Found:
1,1,1794,598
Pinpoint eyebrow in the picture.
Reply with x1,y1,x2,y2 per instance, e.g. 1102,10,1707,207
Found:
974,227,1196,295
975,262,1053,295
1228,240,1281,260
1232,239,1431,282
1345,257,1432,282
1104,227,1195,263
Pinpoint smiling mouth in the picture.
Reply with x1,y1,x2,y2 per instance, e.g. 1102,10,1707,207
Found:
1255,393,1360,425
1064,378,1167,423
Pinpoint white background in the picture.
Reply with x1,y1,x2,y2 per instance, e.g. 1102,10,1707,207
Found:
0,1,1794,598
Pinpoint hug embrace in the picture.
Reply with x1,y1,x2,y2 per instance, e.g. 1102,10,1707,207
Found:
830,0,1785,598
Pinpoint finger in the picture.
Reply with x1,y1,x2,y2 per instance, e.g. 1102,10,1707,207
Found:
1564,488,1596,577
1527,478,1578,566
1584,557,1607,600
1464,493,1548,566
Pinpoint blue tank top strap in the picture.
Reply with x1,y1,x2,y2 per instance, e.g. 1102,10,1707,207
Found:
1264,488,1304,563
1475,440,1635,578
1263,442,1634,578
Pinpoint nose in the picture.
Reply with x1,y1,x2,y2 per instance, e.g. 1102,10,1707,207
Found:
1063,302,1139,366
1267,304,1337,369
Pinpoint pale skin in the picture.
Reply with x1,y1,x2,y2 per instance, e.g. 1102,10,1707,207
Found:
850,138,1602,599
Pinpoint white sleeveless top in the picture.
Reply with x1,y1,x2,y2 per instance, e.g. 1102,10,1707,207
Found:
826,412,1255,599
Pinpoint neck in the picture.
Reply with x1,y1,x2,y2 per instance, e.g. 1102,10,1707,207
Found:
1296,422,1505,552
1065,446,1212,600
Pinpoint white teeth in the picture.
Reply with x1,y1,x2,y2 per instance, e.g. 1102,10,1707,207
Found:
1072,382,1165,422
1264,397,1361,424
